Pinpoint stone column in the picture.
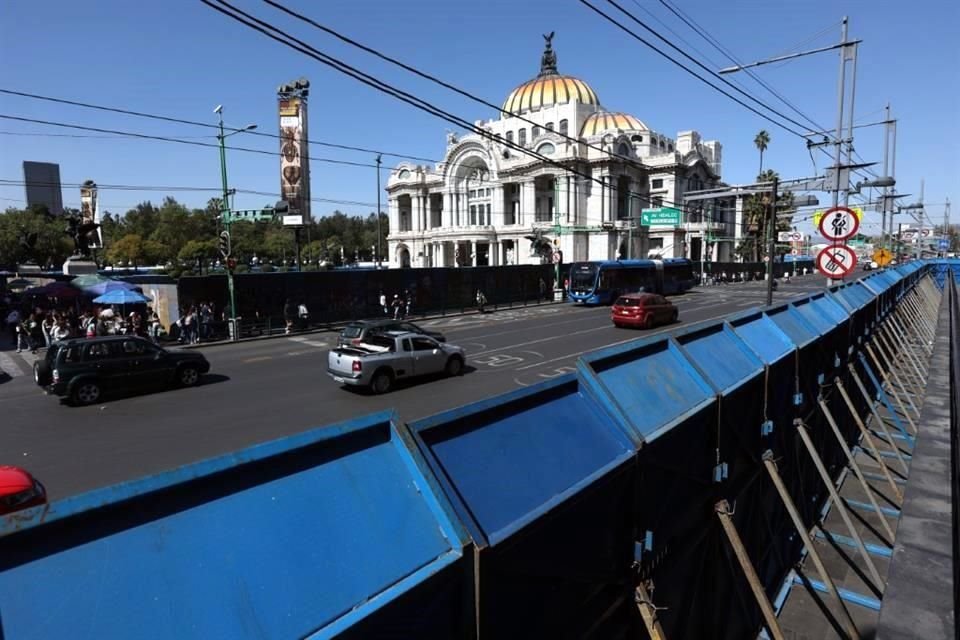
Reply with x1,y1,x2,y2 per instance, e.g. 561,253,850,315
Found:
442,192,452,228
521,180,536,226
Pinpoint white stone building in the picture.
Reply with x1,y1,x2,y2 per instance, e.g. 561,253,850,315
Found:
385,36,732,268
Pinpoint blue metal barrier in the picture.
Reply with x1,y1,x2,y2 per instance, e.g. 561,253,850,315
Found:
407,375,640,639
0,413,470,640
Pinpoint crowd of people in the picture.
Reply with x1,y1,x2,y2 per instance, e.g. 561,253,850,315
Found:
378,290,413,320
3,300,162,353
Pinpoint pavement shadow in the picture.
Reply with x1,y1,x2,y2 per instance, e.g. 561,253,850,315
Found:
0,370,11,385
57,373,232,407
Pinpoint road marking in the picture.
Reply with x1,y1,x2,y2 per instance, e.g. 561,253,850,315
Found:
538,366,576,379
243,356,274,363
470,324,610,357
473,354,525,368
287,336,328,348
0,351,26,377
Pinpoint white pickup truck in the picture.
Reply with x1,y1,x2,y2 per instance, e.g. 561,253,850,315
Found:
327,331,466,394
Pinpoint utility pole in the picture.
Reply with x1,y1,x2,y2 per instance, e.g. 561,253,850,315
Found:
881,104,891,254
831,17,849,209
375,154,383,268
946,198,952,255
766,176,778,306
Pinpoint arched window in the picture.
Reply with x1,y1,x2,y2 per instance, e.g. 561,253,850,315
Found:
532,126,541,140
617,142,630,157
505,131,514,144
559,119,568,135
398,169,410,180
538,142,556,156
631,134,643,143
668,144,674,152
546,122,554,131
518,128,527,146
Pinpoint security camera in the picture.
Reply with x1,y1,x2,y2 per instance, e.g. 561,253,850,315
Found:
213,105,223,114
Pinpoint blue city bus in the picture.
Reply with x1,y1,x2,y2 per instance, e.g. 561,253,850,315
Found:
567,258,695,305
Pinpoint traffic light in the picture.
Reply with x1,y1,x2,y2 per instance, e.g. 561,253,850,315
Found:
219,231,231,258
226,257,237,271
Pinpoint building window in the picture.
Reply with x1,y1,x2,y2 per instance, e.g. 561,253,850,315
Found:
398,169,410,179
659,140,666,149
518,128,526,146
532,126,541,140
617,142,630,157
538,142,555,156
631,134,643,142
485,203,491,225
546,122,554,131
506,131,514,143
559,119,568,135
470,205,477,225
668,144,674,152
651,178,663,189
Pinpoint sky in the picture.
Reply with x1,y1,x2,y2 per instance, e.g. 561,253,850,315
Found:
1,0,958,239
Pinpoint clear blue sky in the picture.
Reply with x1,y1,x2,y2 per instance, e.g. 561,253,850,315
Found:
1,0,957,238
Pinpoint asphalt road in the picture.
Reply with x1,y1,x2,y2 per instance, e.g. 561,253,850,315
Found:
0,274,832,499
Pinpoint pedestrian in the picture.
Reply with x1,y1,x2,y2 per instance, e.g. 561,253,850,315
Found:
53,316,71,342
5,308,21,345
538,277,546,302
14,317,30,353
148,307,161,343
298,301,309,329
41,313,55,347
283,298,297,334
379,291,388,316
476,289,487,313
391,294,403,320
403,290,412,318
27,313,42,353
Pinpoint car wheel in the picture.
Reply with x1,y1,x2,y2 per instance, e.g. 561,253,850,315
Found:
671,310,679,323
370,370,393,394
643,315,655,330
33,360,52,386
445,356,464,377
177,365,201,387
71,380,102,406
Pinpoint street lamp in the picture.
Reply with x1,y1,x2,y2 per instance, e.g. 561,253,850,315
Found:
215,105,257,339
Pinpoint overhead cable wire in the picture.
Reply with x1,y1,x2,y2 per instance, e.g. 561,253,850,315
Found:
257,0,651,171
0,88,439,165
580,0,812,138
0,114,382,169
655,0,832,137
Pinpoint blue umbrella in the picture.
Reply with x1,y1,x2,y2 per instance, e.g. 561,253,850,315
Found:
83,280,137,296
93,288,152,305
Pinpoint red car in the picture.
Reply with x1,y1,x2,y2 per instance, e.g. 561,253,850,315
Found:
612,293,678,329
0,466,47,515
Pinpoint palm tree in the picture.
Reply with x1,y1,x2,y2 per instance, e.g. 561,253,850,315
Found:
754,130,770,177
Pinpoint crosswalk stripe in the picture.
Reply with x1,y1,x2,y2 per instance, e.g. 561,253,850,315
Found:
0,351,26,377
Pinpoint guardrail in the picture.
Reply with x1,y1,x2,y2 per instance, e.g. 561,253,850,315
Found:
0,259,953,639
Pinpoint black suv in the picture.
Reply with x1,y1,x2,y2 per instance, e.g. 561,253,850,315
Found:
337,319,446,348
34,336,211,405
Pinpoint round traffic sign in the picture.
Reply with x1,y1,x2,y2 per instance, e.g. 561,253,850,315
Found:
818,207,860,241
791,248,799,256
816,245,858,279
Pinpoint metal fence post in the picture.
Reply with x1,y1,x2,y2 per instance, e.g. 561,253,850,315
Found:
634,581,667,640
866,341,921,421
848,363,913,472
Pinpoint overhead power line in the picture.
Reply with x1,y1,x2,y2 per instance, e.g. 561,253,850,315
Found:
579,0,811,139
0,88,439,165
0,114,383,170
654,0,832,137
0,178,378,208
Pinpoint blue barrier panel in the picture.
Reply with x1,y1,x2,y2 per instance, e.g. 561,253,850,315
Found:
672,321,764,394
791,293,847,335
408,375,640,638
727,309,794,366
765,302,820,347
831,281,874,313
579,335,715,443
0,412,470,640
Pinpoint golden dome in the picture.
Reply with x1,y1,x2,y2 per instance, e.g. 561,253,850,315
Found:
502,75,599,116
580,111,647,137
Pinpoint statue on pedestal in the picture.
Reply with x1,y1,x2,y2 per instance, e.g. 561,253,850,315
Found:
65,212,101,258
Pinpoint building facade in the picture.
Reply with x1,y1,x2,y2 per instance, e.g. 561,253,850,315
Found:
386,36,732,268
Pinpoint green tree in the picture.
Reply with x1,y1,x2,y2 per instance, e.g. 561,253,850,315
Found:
754,130,770,176
736,169,794,262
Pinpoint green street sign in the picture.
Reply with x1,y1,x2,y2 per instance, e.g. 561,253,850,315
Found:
640,207,681,226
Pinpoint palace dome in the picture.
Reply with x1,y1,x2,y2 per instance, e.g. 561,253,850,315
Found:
501,33,600,117
580,111,647,137
502,75,600,116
